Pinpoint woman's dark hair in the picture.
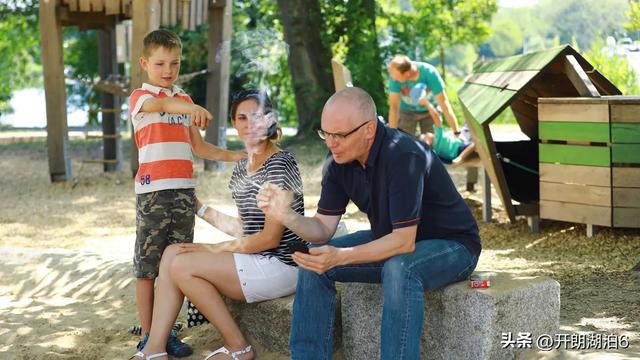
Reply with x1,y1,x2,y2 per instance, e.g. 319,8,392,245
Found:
230,89,281,141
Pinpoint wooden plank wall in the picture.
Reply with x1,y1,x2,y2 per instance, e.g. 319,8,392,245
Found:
538,99,612,226
610,100,640,228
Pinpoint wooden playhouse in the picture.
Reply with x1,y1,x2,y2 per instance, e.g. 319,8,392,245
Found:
457,45,628,233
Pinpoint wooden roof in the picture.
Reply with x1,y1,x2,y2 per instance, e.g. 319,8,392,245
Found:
458,45,620,126
59,0,211,30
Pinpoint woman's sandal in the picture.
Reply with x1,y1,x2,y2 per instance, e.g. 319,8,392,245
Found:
203,344,253,360
129,351,168,360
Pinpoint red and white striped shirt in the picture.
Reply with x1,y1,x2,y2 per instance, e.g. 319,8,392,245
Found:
129,83,195,194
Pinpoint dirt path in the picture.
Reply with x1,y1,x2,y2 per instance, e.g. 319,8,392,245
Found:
1,137,639,358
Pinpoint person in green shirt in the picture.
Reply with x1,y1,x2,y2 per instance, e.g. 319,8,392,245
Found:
419,101,476,165
387,54,461,137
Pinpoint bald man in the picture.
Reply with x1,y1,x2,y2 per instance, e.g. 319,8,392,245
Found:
257,87,481,359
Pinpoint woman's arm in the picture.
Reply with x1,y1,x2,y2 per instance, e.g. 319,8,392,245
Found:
184,199,284,254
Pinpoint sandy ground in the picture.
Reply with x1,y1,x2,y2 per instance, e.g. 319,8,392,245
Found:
0,133,639,359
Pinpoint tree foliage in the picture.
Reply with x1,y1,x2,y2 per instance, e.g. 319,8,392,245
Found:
487,18,523,57
378,0,497,79
0,0,41,114
625,0,640,33
583,38,640,95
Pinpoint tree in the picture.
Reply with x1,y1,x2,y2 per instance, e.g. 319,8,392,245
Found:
276,0,334,138
487,18,523,57
379,0,498,81
583,38,640,95
0,0,41,115
322,0,387,115
625,0,640,34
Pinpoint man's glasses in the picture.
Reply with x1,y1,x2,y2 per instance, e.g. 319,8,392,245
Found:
317,120,371,141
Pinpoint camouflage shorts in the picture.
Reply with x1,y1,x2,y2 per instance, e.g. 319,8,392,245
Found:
134,188,195,278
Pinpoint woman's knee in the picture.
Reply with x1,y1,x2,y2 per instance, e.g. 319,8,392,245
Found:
169,252,195,282
159,244,181,274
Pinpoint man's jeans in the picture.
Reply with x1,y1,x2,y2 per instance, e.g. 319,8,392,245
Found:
289,230,478,360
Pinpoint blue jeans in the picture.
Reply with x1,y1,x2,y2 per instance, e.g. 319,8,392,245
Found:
289,230,478,360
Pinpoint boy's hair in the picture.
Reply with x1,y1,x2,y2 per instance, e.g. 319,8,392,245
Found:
389,54,412,74
143,29,182,57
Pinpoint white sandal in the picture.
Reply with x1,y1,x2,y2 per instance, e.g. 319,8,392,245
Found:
203,344,253,360
129,351,168,360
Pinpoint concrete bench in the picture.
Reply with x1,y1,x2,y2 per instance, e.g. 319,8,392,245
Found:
208,205,347,355
341,272,560,360
227,293,342,356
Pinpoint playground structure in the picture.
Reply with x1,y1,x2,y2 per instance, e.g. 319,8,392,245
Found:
39,0,232,181
458,45,624,233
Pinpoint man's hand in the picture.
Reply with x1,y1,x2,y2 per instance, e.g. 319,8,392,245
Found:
191,104,213,129
176,242,220,254
256,182,293,223
292,245,342,274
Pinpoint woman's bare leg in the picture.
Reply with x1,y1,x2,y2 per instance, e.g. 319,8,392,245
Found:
171,251,254,359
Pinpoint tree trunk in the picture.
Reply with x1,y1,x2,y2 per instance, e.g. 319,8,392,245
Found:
276,0,334,138
439,45,446,82
344,0,386,116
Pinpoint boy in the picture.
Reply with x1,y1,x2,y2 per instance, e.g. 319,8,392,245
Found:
415,92,475,165
129,29,244,357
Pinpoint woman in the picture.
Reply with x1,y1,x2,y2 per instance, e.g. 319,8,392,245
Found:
132,90,305,360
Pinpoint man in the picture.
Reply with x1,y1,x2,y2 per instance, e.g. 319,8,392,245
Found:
388,54,461,137
257,87,481,359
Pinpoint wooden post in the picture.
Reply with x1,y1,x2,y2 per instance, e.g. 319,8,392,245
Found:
97,25,121,172
40,0,71,182
129,0,161,176
204,0,232,172
482,169,492,223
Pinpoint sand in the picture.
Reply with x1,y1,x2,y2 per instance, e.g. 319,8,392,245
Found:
1,135,638,359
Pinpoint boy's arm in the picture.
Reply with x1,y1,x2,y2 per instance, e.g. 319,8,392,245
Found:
189,126,246,162
139,97,212,129
435,92,460,134
419,98,442,127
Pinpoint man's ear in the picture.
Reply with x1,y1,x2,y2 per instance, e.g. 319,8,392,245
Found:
139,56,148,71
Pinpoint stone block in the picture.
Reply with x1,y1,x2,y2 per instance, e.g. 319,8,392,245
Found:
228,290,342,356
341,272,560,359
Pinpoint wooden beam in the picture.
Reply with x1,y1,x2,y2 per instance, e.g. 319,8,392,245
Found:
170,0,178,25
563,55,600,97
130,0,161,175
204,0,231,172
181,0,190,29
190,0,197,31
80,0,91,11
40,0,71,182
98,25,121,172
161,0,170,25
331,59,353,92
90,0,104,11
68,0,79,11
105,0,121,15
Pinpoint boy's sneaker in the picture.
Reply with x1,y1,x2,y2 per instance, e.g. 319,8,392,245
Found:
136,334,148,351
136,331,192,358
166,329,193,358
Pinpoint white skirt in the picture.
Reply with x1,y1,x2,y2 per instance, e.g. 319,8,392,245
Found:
233,253,298,303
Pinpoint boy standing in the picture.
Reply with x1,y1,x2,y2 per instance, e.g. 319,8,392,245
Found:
130,29,244,357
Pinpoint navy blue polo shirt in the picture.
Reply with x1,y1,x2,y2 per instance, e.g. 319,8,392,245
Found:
317,121,481,257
